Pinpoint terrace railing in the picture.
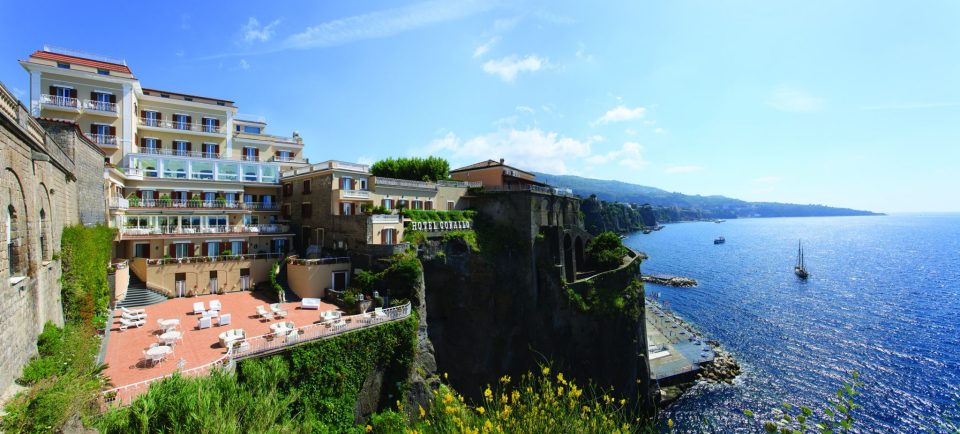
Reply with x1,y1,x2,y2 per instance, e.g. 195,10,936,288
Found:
101,302,412,407
83,99,117,113
373,176,438,191
145,252,282,266
40,94,79,109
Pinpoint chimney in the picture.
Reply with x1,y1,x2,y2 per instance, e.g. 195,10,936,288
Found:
499,158,504,165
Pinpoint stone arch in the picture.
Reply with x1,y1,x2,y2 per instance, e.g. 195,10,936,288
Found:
575,236,585,272
5,168,29,277
563,232,574,282
38,183,52,261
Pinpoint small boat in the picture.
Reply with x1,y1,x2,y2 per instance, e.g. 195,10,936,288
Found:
643,229,652,234
715,219,726,223
713,236,725,244
795,240,809,279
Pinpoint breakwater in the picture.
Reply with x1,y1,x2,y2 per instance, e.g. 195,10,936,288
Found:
642,274,698,287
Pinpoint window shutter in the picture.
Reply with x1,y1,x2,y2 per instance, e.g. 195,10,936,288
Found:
381,230,386,244
214,119,220,127
254,148,260,159
242,242,249,254
70,89,77,98
89,124,97,134
110,94,117,104
186,142,192,152
109,126,116,136
188,243,195,257
140,137,146,147
157,139,162,149
186,116,192,126
49,86,55,95
140,110,146,120
136,191,142,198
90,91,96,100
187,192,193,200
156,112,161,121
214,145,220,155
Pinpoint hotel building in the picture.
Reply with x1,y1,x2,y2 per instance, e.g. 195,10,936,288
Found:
19,47,307,297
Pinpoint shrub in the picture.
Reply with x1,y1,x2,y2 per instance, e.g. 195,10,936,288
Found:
60,225,115,324
586,231,628,272
125,193,140,207
442,230,479,253
370,156,450,182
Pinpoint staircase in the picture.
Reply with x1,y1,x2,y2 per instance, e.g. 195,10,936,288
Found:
117,274,167,308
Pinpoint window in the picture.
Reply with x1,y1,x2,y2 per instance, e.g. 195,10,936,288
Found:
97,68,110,75
301,203,312,218
243,164,258,182
173,140,189,156
230,241,243,255
381,228,396,244
281,204,290,218
142,138,159,153
141,190,156,201
303,180,311,194
173,114,190,130
57,62,70,69
425,201,433,210
359,179,368,190
39,209,48,260
263,195,273,207
282,183,293,197
217,102,226,106
382,198,393,210
243,147,258,161
203,143,218,158
203,192,216,203
206,241,220,257
134,243,150,258
243,125,261,134
276,150,293,161
143,111,159,127
202,117,219,133
412,200,423,210
184,97,193,102
174,243,191,258
243,215,260,226
160,93,170,98
340,177,353,190
340,202,353,215
271,239,286,254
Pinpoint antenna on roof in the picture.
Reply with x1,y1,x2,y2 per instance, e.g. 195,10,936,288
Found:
41,45,127,66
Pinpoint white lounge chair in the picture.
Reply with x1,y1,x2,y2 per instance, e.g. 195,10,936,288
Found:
374,307,386,318
122,311,146,321
193,301,206,315
270,303,288,318
210,300,222,311
119,318,145,330
301,298,322,309
121,306,146,316
218,313,232,326
256,305,274,321
197,316,212,329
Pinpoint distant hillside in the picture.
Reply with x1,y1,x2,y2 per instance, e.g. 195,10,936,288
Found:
535,172,881,220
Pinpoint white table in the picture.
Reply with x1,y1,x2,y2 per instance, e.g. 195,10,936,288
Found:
146,345,172,365
202,310,219,318
158,319,180,331
159,331,182,345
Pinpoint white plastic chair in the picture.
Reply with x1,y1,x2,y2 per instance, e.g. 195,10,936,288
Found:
193,301,206,315
270,303,288,318
256,305,274,321
197,316,212,329
218,313,232,326
119,318,145,330
210,300,222,311
122,311,146,321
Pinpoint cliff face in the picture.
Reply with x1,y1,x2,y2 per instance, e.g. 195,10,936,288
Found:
419,235,653,412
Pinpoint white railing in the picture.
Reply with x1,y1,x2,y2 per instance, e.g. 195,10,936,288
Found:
370,214,401,224
109,197,129,209
341,189,370,199
91,134,117,146
119,224,290,237
40,94,79,108
241,155,259,162
145,253,282,266
135,148,220,159
138,117,225,134
437,180,482,188
84,99,117,113
374,176,438,191
484,184,576,197
286,255,351,265
270,156,302,163
101,302,412,407
281,160,370,177
121,168,144,179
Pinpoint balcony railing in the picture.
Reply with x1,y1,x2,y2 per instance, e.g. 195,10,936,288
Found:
136,148,220,159
138,117,225,134
40,94,79,109
437,180,483,188
111,197,278,211
370,214,401,224
91,134,117,146
145,252,283,266
286,255,351,266
119,224,290,237
341,189,370,199
241,155,259,162
373,176,439,191
281,160,369,177
84,99,117,113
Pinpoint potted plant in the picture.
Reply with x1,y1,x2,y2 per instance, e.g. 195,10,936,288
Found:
126,193,140,207
188,196,202,208
264,332,276,342
158,193,172,207
215,194,227,208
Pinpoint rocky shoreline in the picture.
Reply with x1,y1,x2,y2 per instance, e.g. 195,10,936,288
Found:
642,274,698,287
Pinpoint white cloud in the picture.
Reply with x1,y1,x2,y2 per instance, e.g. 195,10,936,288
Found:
10,87,24,98
425,128,596,174
242,17,282,43
768,87,822,112
654,127,665,134
575,42,593,62
586,142,647,170
175,50,185,57
593,105,646,126
473,36,500,58
239,59,250,70
515,105,535,114
286,0,493,49
664,165,703,174
356,156,375,165
482,55,545,82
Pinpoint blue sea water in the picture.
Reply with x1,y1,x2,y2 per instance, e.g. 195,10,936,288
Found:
623,214,960,433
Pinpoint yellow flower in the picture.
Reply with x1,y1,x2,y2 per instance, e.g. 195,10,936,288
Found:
443,392,454,404
557,386,564,397
668,418,674,429
619,398,627,406
556,372,566,385
500,394,508,404
542,366,550,376
511,390,520,403
365,425,373,432
484,420,493,430
419,404,426,419
476,406,486,415
444,372,449,380
484,387,493,399
445,405,457,414
499,375,511,385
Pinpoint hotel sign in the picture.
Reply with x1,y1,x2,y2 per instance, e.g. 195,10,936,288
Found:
408,220,472,231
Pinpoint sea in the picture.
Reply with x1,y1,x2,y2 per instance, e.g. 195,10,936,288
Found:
622,214,960,433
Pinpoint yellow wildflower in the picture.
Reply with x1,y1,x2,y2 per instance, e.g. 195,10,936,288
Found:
557,372,566,385
476,406,486,415
443,392,454,404
419,404,426,419
619,398,627,406
668,418,674,429
444,372,448,380
511,390,520,403
365,425,373,432
542,366,550,376
445,405,457,414
484,420,493,430
499,375,511,385
484,386,493,399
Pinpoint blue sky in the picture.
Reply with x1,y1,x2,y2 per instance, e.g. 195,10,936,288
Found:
2,0,958,213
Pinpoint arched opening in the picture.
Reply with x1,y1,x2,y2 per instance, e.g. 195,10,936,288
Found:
39,209,47,261
7,205,21,276
575,236,585,272
5,168,28,277
540,199,549,226
563,233,574,282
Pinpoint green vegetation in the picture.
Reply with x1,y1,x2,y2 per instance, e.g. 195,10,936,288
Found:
566,278,644,321
473,214,528,261
585,231,629,272
125,193,140,207
269,260,283,299
580,195,652,235
3,225,114,433
98,316,418,433
158,193,172,207
403,229,427,247
371,156,451,182
403,209,476,222
442,230,480,253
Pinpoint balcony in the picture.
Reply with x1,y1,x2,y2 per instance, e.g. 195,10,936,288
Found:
138,117,225,135
121,156,281,184
281,160,369,177
370,214,401,224
340,189,371,200
119,224,291,238
137,147,220,159
373,176,438,191
110,197,279,211
83,99,118,114
241,155,260,162
40,94,80,111
144,252,283,266
91,134,118,146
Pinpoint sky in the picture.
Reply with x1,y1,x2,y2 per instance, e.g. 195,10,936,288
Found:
1,0,958,213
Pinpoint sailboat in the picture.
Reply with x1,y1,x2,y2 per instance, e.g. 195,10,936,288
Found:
795,240,809,279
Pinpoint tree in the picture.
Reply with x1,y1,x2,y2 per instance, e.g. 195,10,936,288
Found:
585,231,628,272
370,156,450,182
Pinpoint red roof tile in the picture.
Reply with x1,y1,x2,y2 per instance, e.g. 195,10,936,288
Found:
30,50,132,74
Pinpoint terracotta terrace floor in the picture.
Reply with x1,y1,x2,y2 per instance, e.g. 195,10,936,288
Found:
104,291,340,389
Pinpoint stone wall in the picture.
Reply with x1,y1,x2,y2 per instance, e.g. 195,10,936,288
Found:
0,83,106,393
